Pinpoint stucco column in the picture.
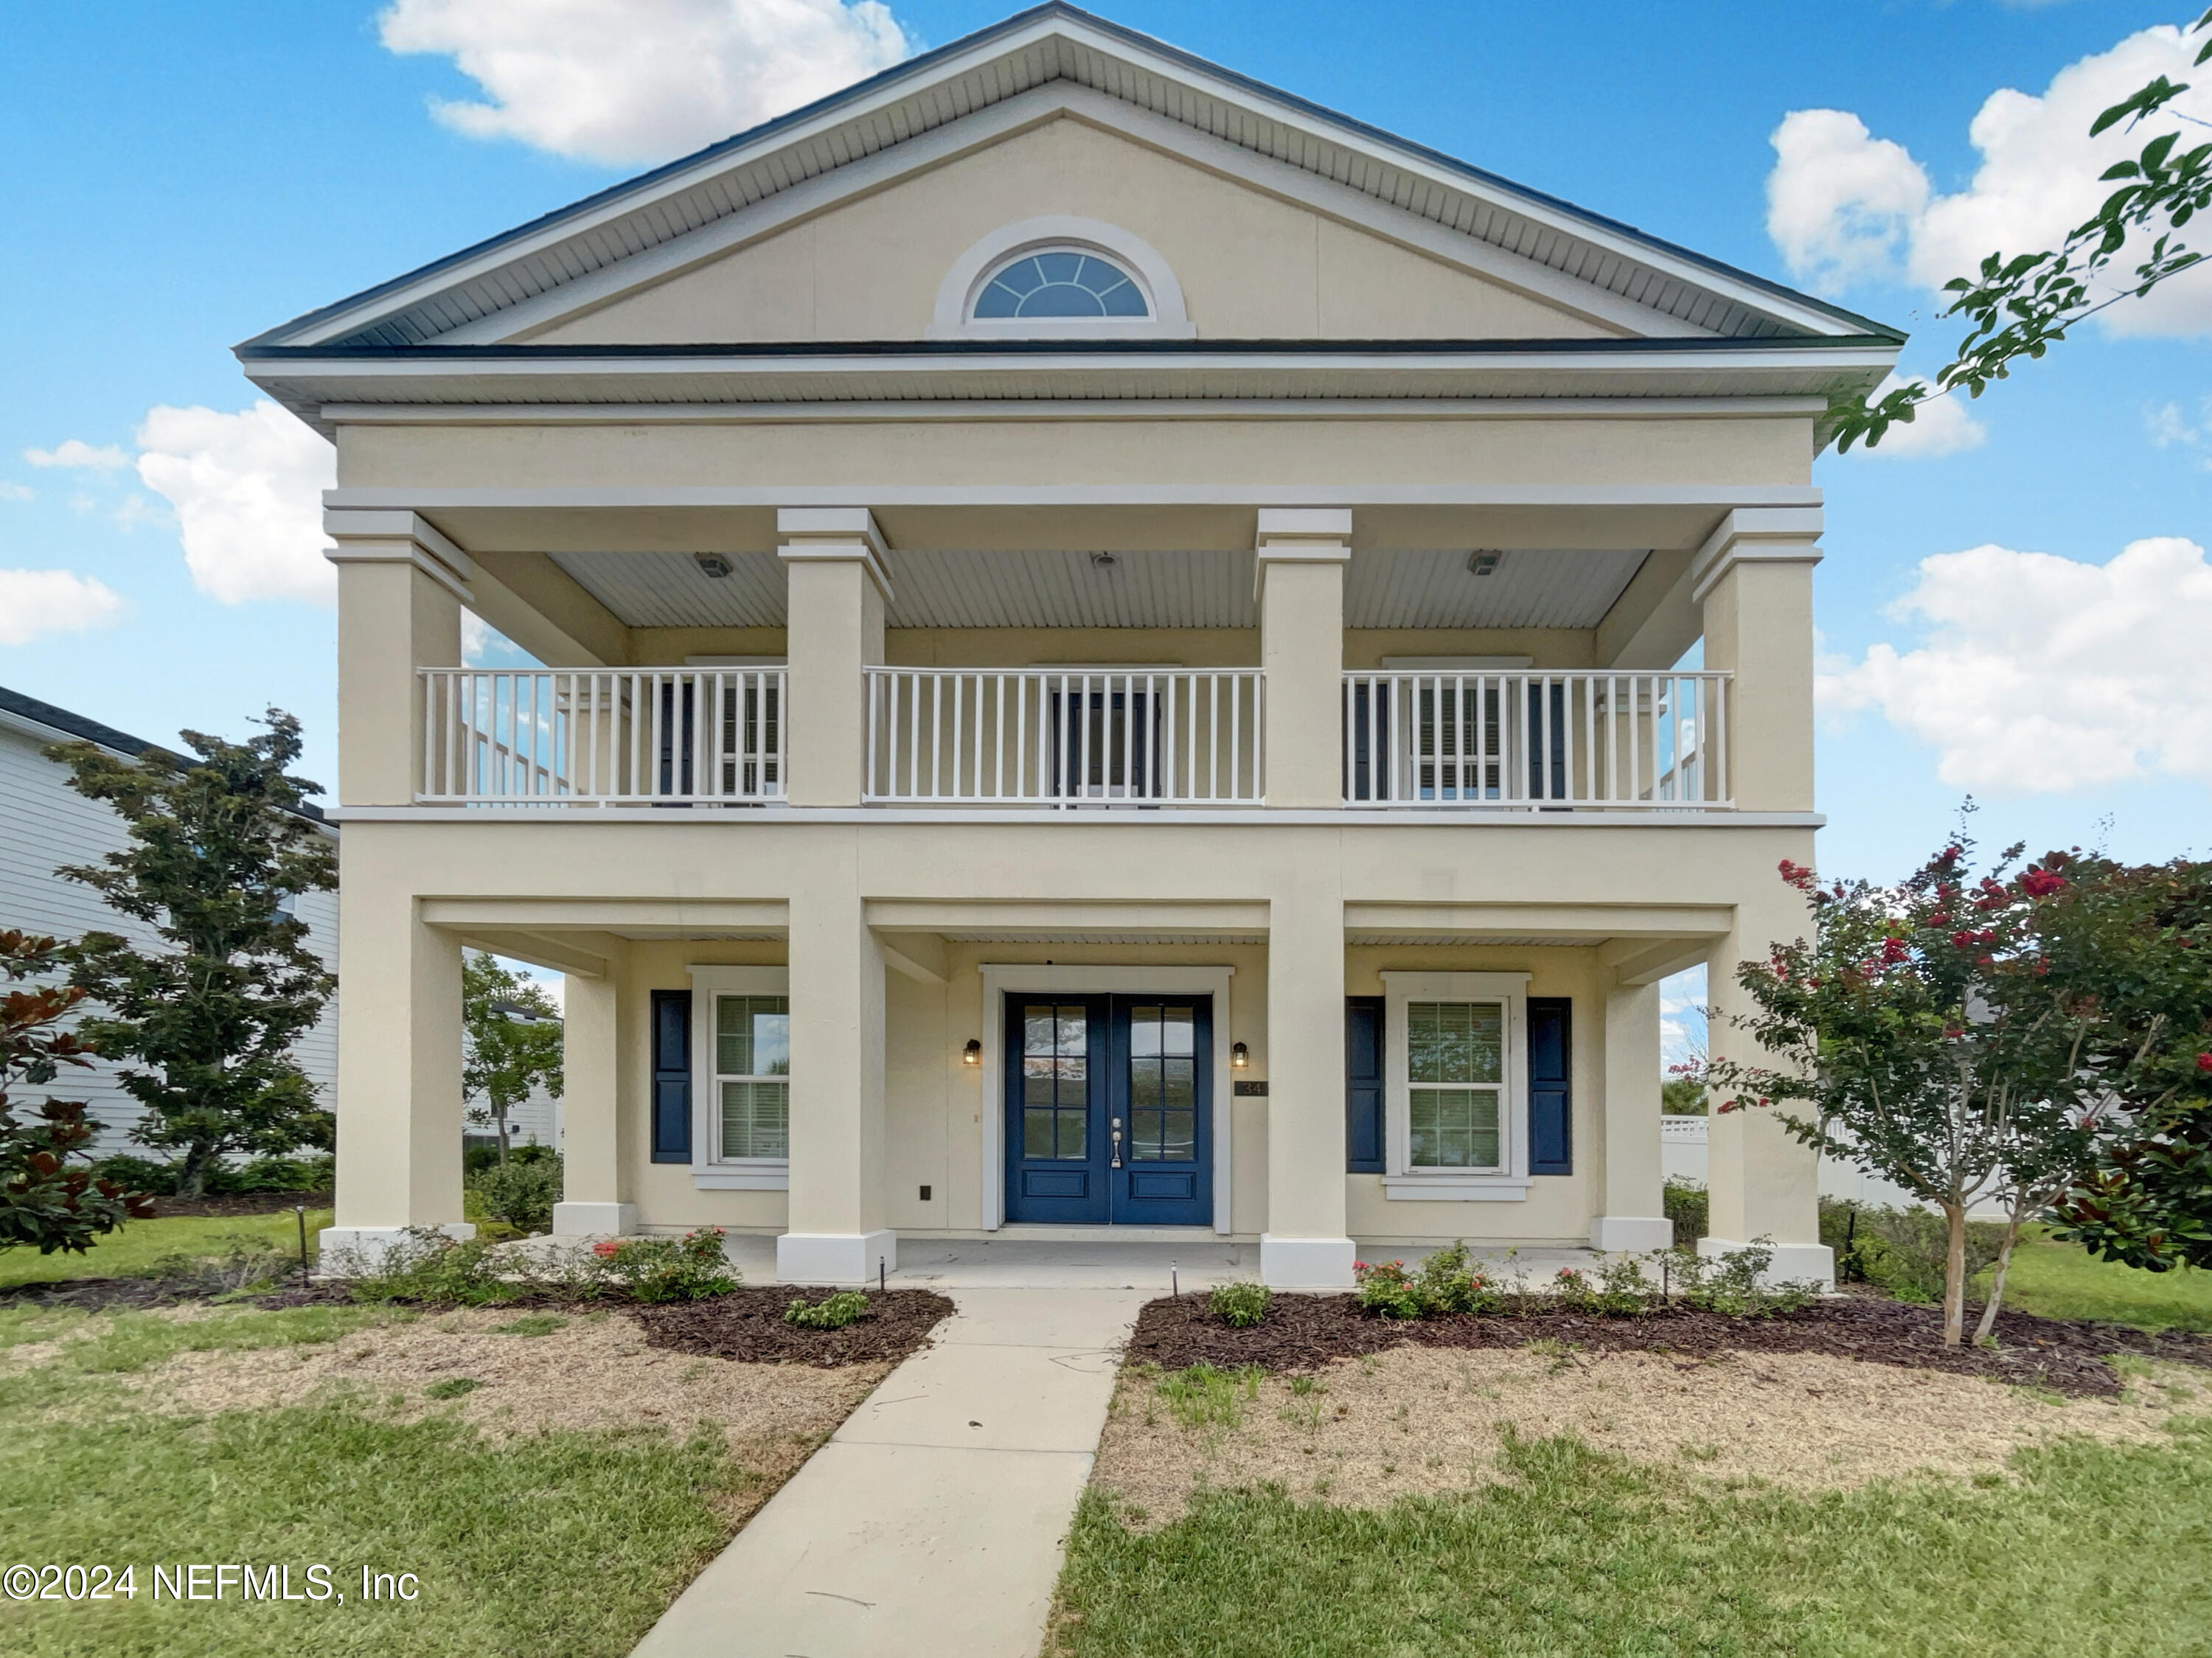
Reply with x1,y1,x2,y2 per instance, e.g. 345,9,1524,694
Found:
326,511,470,807
321,885,472,1267
1590,980,1671,1253
1255,509,1351,809
1694,508,1820,813
552,952,634,1236
778,508,890,809
779,844,893,1283
1261,865,1353,1288
1693,507,1831,1283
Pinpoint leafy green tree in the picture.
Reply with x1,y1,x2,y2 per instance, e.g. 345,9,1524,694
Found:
47,711,337,1198
1836,8,2212,452
462,952,563,1163
2041,856,2212,1273
1709,841,2132,1345
1,930,153,1252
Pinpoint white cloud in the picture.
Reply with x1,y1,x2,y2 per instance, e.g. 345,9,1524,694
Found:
1818,537,2212,791
378,0,911,167
1848,374,1988,459
2146,400,2198,447
24,439,129,472
0,481,32,501
0,569,125,647
133,401,335,605
1768,24,2212,334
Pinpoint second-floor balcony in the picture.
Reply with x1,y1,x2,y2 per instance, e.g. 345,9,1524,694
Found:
416,664,1730,811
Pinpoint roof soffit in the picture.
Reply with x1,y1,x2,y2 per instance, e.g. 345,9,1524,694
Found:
240,5,1900,358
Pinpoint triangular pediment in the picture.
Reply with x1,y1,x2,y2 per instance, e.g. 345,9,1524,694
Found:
244,5,1895,355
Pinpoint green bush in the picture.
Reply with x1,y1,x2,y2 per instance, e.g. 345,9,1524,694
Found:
1663,1180,1708,1250
89,1153,335,1197
1209,1280,1271,1328
338,1225,737,1306
1354,1244,1502,1319
90,1154,179,1194
1551,1255,1655,1315
463,1141,557,1179
784,1289,872,1329
1840,1203,2006,1303
469,1153,563,1233
1663,1243,1820,1316
599,1230,740,1304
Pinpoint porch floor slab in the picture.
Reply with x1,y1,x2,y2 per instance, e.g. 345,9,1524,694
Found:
630,1286,1144,1658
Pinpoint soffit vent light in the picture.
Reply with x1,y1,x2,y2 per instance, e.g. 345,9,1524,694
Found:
1467,551,1502,577
693,552,734,579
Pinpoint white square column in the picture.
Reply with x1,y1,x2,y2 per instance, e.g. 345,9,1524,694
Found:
552,951,637,1238
778,508,889,809
1589,980,1672,1254
1260,868,1354,1289
1255,509,1352,809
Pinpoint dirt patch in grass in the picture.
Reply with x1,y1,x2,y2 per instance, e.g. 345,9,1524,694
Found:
0,1277,238,1312
1093,1344,2206,1527
119,1305,886,1463
631,1286,956,1368
1127,1292,2212,1398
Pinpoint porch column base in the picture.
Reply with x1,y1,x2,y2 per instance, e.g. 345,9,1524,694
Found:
316,1223,475,1276
1590,1216,1674,1253
1697,1236,1835,1289
1260,1234,1356,1289
552,1202,638,1238
777,1230,897,1286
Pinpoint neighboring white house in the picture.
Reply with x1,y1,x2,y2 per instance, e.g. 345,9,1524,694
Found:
0,683,341,1157
246,4,1903,1287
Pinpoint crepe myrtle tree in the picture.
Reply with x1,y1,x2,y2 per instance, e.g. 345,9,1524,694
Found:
1836,7,2212,453
0,930,153,1253
462,952,564,1163
46,711,337,1198
1708,840,2131,1346
2042,855,2212,1273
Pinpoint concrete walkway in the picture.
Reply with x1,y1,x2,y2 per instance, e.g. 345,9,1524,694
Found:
630,1286,1147,1658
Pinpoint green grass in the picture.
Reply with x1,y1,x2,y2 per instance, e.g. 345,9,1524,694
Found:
0,1210,333,1290
1057,1417,2212,1657
0,1305,750,1657
1981,1229,2212,1332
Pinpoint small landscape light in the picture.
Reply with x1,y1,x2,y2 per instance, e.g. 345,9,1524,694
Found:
961,1039,983,1066
1231,1041,1250,1070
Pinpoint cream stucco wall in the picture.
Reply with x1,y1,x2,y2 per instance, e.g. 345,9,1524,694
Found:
518,116,1630,346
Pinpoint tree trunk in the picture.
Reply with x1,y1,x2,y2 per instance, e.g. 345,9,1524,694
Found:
178,1143,216,1200
495,1105,510,1165
1941,1202,1969,1346
1973,1210,2028,1345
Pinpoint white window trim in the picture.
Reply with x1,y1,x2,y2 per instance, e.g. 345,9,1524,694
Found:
931,216,1197,341
978,964,1235,1234
1380,970,1534,1201
688,964,791,1191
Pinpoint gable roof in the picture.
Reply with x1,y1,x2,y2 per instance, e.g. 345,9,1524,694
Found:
241,4,1896,357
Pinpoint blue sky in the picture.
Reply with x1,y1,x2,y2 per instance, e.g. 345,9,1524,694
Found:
2,0,2207,890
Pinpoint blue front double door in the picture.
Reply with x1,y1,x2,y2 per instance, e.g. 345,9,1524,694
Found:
1004,993,1212,1226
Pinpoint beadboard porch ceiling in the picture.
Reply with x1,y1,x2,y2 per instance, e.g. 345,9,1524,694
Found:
545,546,1646,630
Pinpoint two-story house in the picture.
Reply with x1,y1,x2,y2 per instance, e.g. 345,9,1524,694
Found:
240,4,1899,1287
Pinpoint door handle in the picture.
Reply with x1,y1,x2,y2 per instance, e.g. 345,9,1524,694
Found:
1110,1116,1123,1168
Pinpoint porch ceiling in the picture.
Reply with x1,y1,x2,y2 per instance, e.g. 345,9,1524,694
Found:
545,546,1646,631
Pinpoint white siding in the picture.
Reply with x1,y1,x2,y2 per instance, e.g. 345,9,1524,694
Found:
0,719,340,1157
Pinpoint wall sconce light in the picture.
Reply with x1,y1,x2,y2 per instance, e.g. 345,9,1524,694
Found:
692,551,734,578
1231,1042,1250,1070
1466,550,1502,577
961,1039,983,1067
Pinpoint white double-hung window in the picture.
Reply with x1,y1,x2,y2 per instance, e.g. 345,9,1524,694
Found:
1381,972,1532,1200
689,966,790,1189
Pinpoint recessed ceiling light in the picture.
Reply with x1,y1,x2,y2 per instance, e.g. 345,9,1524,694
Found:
1467,551,1502,577
1091,552,1118,571
692,552,733,578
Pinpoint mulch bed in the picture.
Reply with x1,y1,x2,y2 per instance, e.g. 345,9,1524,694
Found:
147,1191,333,1219
1126,1293,2212,1399
629,1287,956,1368
0,1277,231,1312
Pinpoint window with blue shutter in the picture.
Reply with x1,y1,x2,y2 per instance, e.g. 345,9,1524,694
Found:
1345,996,1385,1171
1526,996,1571,1175
650,989,692,1163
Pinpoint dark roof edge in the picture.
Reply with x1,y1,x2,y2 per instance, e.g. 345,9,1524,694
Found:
0,685,330,826
240,332,1903,363
235,3,1902,355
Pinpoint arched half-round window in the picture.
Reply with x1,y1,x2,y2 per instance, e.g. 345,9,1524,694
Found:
971,248,1150,320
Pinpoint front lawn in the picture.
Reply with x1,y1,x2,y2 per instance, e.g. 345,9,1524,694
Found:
1056,1416,2212,1657
1986,1230,2212,1332
0,1210,332,1290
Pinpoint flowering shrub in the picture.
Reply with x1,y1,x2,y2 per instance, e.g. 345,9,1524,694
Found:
1354,1242,1501,1318
1352,1259,1425,1319
341,1225,736,1305
1208,1280,1271,1328
602,1228,738,1303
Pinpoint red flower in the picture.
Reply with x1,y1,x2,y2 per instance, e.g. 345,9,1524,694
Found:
2197,1053,2212,1073
2019,868,2067,898
591,1240,621,1257
1778,859,1817,891
1879,938,1910,965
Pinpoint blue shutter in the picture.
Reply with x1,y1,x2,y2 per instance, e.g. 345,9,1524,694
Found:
650,989,692,1163
1346,996,1385,1172
1527,997,1571,1175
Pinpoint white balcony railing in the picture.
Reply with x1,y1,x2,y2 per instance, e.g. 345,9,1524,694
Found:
417,669,785,804
864,668,1264,805
1340,671,1730,809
